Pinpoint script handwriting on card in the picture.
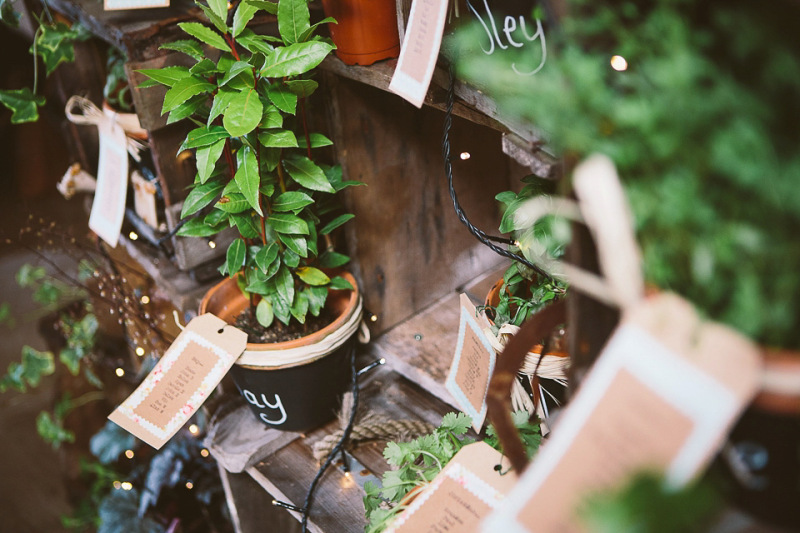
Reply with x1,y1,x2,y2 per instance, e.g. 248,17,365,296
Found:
466,0,546,75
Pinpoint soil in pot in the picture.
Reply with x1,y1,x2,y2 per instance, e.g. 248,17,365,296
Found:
234,306,334,343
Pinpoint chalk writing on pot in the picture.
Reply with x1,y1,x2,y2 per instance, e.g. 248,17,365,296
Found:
242,388,288,425
466,0,547,75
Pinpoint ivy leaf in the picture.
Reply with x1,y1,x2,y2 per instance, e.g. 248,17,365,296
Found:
181,178,225,217
206,0,228,24
266,84,298,114
223,88,263,137
137,66,191,87
256,298,274,327
297,133,332,149
267,213,308,234
180,125,229,151
272,191,312,212
36,411,75,448
162,76,213,114
21,346,56,389
234,146,263,215
196,138,226,183
319,213,354,234
283,156,335,193
178,22,230,51
233,0,259,37
159,39,205,61
35,22,77,75
274,265,295,307
258,128,298,148
0,88,45,124
59,347,82,375
296,267,329,286
261,41,334,78
226,238,247,277
277,0,310,44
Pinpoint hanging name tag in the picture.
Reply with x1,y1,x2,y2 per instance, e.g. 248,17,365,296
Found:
389,0,449,108
89,121,128,247
447,294,496,432
482,293,761,533
109,314,247,449
387,442,517,533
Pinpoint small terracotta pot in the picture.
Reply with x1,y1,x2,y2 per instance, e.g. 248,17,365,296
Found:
320,0,400,66
199,272,361,432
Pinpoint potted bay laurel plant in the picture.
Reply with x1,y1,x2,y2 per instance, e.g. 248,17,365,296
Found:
140,0,363,432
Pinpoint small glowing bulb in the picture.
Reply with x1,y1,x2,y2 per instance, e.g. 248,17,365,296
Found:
125,450,134,459
460,152,471,160
208,240,216,249
113,481,121,489
189,424,199,435
185,481,194,490
129,231,139,241
369,314,378,322
140,295,150,304
610,55,628,71
115,367,125,377
135,347,145,357
121,482,133,491
200,449,210,458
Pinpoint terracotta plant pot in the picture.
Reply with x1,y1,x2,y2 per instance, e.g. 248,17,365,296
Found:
199,272,362,432
320,0,400,66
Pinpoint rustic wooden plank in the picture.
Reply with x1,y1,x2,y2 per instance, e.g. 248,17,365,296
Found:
219,467,302,533
325,75,513,333
126,53,197,133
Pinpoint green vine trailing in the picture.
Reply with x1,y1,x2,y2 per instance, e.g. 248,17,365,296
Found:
0,0,90,123
141,0,359,334
449,0,800,350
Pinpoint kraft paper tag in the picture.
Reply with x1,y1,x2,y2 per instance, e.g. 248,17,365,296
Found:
388,442,517,533
89,121,128,247
447,294,496,433
104,0,169,10
109,314,247,449
389,0,449,108
482,293,762,533
132,170,159,229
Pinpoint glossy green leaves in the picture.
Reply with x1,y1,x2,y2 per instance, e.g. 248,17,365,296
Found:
223,88,263,137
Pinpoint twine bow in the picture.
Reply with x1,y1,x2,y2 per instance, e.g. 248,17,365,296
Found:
65,95,146,161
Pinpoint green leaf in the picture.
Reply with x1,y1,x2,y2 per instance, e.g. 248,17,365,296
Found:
305,285,327,316
296,266,329,286
290,291,308,323
268,213,308,234
258,128,298,148
278,233,308,257
35,22,77,75
440,412,471,435
319,251,350,268
178,22,230,51
282,247,300,267
266,84,298,114
0,88,45,124
21,346,56,388
137,66,191,87
199,3,228,34
272,191,313,212
297,132,332,149
261,41,334,78
284,79,318,97
283,156,335,193
231,212,262,238
255,243,279,272
273,293,291,325
190,58,218,76
277,0,310,44
274,265,295,306
245,0,277,13
181,125,229,151
207,0,228,24
181,178,225,217
319,213,354,234
233,0,259,37
177,217,226,237
160,39,205,60
234,147,263,215
166,94,207,124
196,138,226,183
298,17,336,42
208,88,238,125
226,238,247,277
90,420,136,465
162,76,214,114
219,60,254,87
59,347,82,375
217,193,252,213
223,88,264,137
36,411,75,449
1,0,21,27
256,298,274,327
260,105,284,129
329,276,354,291
237,28,276,55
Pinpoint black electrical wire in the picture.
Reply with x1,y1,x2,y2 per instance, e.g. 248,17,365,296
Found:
441,65,554,282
